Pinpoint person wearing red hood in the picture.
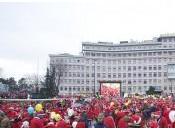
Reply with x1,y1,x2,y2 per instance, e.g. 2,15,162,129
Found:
55,119,71,128
117,115,132,128
7,107,18,120
114,110,126,127
103,115,116,128
44,122,55,128
75,121,86,128
30,115,44,128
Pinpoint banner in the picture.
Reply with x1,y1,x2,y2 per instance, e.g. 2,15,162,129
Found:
100,82,121,97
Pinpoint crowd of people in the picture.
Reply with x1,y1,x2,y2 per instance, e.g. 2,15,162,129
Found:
0,95,175,128
0,90,28,99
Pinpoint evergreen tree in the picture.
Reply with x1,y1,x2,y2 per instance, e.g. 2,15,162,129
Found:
50,67,57,97
45,67,51,98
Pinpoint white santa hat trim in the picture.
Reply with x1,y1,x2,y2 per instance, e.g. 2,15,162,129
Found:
72,121,78,128
169,110,175,123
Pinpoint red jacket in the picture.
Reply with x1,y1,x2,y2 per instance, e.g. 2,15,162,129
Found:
55,120,71,128
76,122,86,128
117,117,129,128
159,116,168,128
104,116,116,128
30,117,44,128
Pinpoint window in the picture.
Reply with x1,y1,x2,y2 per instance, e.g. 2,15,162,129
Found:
102,53,106,57
60,87,63,91
158,72,161,77
153,72,157,77
144,80,147,84
133,66,136,71
128,81,131,84
133,73,136,77
143,66,147,70
128,73,131,77
108,67,111,72
123,73,126,78
113,73,116,78
86,80,89,84
149,72,152,77
86,87,89,91
123,66,126,71
128,66,131,71
108,73,111,78
148,52,152,56
97,73,100,78
77,73,80,77
158,66,161,70
164,86,167,90
97,66,100,71
138,66,142,70
64,87,67,91
103,73,106,78
81,73,84,77
86,73,89,77
153,66,157,70
91,73,95,77
118,73,121,78
77,80,80,84
144,73,147,77
164,72,167,77
113,67,116,71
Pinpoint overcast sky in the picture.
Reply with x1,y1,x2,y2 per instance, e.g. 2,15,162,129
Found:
0,0,175,80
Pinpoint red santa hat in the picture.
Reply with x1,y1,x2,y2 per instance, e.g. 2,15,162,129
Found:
149,120,158,128
169,110,175,123
44,122,55,128
152,111,161,118
55,119,70,128
131,114,142,124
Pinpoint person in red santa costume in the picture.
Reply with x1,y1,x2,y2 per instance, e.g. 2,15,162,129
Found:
103,115,116,128
30,113,45,128
117,113,133,128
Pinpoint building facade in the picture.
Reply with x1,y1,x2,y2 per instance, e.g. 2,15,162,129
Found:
50,34,175,95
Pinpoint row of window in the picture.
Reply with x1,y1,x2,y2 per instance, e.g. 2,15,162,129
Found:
85,51,175,58
57,72,167,79
59,77,167,85
122,86,174,92
84,44,175,52
55,65,166,74
52,58,174,70
59,86,90,91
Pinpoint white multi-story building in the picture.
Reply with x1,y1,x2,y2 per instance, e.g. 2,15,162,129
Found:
49,34,175,95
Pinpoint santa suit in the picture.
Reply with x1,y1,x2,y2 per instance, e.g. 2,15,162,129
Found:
76,122,86,128
148,120,159,128
44,122,55,128
117,117,129,128
104,116,116,128
158,116,168,128
115,111,126,127
55,119,71,128
131,114,142,125
30,117,44,128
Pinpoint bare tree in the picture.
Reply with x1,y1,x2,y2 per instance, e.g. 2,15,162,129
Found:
23,74,44,92
50,62,66,94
